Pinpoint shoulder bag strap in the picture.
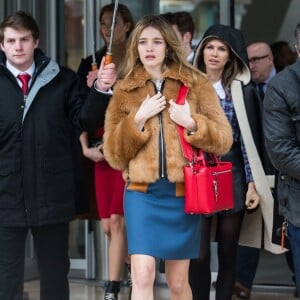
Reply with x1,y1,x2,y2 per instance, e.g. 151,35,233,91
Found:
175,85,195,162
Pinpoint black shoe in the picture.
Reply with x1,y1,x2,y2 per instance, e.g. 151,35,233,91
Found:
104,292,118,300
233,282,251,299
294,288,298,298
104,281,120,300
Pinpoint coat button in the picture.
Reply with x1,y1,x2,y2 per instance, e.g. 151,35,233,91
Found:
280,175,285,180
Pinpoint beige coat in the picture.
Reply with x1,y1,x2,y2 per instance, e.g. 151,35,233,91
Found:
231,79,286,254
103,63,233,183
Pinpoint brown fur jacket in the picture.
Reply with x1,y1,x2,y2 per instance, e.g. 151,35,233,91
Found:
103,63,233,183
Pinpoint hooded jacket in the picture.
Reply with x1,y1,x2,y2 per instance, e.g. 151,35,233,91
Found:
0,49,107,226
103,63,233,184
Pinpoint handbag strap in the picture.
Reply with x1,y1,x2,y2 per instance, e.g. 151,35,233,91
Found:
176,85,196,162
176,85,220,166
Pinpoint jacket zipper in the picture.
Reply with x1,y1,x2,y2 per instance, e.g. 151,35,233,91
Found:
159,113,164,178
152,79,165,178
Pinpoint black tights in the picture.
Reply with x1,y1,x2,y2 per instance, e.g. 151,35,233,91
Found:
189,210,244,300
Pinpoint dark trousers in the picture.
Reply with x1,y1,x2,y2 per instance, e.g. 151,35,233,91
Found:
235,245,260,289
288,222,300,297
0,223,70,300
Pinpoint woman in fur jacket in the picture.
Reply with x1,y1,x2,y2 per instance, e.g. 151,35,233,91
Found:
103,15,232,300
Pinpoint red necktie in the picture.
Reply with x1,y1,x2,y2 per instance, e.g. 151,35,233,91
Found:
17,73,31,95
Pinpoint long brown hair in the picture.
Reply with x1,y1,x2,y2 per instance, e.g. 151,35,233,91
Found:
118,15,201,81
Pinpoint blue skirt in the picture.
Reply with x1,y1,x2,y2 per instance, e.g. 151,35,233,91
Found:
124,178,201,259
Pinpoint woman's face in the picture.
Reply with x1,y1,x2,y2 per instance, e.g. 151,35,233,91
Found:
203,39,230,73
100,11,130,45
137,26,167,72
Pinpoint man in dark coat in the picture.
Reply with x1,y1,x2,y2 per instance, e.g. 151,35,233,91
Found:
264,22,300,298
0,10,113,300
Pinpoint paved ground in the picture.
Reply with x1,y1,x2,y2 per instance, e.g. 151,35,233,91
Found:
24,279,297,300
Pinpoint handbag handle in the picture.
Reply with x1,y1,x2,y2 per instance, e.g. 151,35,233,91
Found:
176,85,196,162
176,85,218,166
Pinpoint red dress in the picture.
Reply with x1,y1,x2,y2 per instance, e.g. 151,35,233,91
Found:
94,128,125,218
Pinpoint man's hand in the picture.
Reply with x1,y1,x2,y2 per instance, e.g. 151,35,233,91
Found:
95,56,117,92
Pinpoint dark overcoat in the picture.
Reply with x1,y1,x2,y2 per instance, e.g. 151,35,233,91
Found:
0,49,108,226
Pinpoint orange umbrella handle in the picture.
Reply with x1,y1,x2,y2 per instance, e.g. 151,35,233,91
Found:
104,53,112,65
91,62,98,71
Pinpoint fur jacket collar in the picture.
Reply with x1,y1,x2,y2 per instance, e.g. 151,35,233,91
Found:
119,62,194,91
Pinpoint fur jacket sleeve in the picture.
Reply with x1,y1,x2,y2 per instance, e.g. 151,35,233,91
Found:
103,63,233,183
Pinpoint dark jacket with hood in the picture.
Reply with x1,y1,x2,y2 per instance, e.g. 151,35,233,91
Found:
0,48,109,226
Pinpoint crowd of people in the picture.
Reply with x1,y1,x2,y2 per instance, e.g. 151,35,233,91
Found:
0,5,299,300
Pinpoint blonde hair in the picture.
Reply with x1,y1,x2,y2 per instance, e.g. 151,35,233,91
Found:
118,15,201,81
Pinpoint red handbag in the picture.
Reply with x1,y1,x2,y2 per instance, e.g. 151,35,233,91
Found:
176,85,234,214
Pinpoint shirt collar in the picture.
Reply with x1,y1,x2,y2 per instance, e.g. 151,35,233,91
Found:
265,67,276,84
6,60,35,78
213,80,226,99
187,51,195,64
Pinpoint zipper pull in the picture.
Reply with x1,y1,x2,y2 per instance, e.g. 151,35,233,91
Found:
213,179,218,201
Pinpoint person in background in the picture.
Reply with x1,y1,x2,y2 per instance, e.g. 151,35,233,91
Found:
270,40,296,72
247,42,276,101
190,24,262,300
270,39,298,298
233,42,277,299
102,15,232,300
234,41,294,299
160,11,195,63
263,21,300,299
77,3,135,300
0,10,108,300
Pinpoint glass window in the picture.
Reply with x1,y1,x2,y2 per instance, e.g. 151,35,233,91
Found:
65,0,84,71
